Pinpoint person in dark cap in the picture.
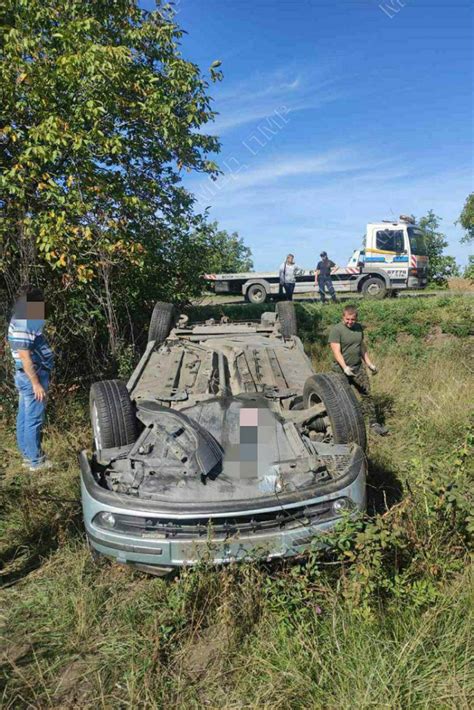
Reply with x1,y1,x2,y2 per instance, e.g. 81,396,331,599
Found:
315,251,337,304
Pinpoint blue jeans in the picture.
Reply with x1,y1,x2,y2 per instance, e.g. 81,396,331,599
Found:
282,282,295,300
318,275,336,302
14,369,50,467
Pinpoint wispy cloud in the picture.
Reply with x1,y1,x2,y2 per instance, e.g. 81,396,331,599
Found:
192,149,403,201
203,163,472,268
214,150,362,190
216,73,302,102
209,66,347,134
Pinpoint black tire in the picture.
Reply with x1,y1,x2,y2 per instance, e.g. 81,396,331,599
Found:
277,300,298,338
361,277,387,299
148,302,176,344
90,379,137,450
247,283,267,304
303,373,366,449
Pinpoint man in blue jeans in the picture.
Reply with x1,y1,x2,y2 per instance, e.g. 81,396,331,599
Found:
315,251,338,304
8,286,54,471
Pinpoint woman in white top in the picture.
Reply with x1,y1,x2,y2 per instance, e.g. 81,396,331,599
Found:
279,254,299,300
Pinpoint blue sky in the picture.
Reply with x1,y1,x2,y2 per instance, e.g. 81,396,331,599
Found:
145,0,473,269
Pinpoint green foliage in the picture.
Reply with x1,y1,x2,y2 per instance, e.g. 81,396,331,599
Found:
0,0,222,362
196,221,253,273
464,255,474,280
458,192,474,243
318,427,472,616
417,210,460,284
188,296,473,346
1,298,474,706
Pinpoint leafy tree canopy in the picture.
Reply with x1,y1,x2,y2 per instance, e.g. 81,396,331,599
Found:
1,0,223,363
463,255,474,280
417,210,460,285
197,221,253,274
458,193,474,243
1,0,222,290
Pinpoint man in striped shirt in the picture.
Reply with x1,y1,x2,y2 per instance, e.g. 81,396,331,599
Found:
8,286,55,471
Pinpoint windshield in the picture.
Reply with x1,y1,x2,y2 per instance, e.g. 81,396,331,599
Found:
408,227,427,256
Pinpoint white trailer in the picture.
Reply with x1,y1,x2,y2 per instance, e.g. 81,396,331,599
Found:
204,217,429,304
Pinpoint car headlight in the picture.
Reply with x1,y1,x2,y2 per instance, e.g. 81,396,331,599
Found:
331,498,353,515
97,512,116,528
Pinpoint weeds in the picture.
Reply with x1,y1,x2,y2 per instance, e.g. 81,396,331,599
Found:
1,297,473,708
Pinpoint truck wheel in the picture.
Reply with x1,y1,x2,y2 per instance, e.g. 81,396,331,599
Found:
148,302,176,344
361,277,387,299
246,283,267,304
303,373,366,449
277,301,298,338
90,379,137,450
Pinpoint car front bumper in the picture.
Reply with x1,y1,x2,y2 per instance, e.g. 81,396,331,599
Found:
79,450,366,571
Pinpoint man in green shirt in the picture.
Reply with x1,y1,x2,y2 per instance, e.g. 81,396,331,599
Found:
328,305,389,436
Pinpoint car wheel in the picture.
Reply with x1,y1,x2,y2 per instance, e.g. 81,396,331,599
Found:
90,379,137,450
148,301,177,344
247,284,267,304
277,300,298,338
361,277,387,299
303,373,366,449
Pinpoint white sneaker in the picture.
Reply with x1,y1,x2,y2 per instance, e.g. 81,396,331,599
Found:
29,459,54,472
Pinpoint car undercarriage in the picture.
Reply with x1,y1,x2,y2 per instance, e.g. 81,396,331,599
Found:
80,302,367,573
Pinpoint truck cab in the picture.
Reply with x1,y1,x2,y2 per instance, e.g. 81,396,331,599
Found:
350,216,429,291
204,215,429,303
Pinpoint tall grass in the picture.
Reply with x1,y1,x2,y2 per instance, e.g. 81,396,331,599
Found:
1,297,473,708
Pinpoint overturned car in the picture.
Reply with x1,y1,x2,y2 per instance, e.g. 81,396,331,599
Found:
80,302,367,574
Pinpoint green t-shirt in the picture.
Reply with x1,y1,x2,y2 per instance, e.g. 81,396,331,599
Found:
328,322,364,367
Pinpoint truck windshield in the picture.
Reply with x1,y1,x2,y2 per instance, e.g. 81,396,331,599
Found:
408,227,428,256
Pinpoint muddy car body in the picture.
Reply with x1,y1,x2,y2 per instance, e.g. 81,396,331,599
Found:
80,302,367,574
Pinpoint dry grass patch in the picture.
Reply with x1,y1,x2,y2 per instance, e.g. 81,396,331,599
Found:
448,277,474,291
0,299,473,708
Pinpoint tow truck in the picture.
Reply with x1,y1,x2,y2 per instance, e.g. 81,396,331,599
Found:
204,216,429,303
